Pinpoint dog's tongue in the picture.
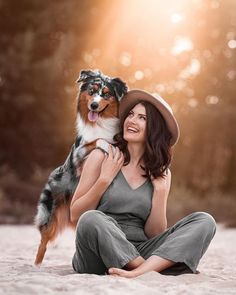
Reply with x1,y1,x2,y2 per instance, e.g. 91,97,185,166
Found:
88,111,99,122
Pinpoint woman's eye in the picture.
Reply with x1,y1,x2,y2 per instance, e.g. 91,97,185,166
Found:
140,116,146,121
128,112,134,117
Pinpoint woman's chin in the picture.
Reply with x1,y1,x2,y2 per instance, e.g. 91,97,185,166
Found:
124,135,136,142
124,135,144,143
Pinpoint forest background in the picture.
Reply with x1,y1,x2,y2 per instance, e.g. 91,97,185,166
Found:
0,0,235,227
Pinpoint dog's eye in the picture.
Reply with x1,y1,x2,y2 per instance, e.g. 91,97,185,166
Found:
88,89,95,95
103,92,111,99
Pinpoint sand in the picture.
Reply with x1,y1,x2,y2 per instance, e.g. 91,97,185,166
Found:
0,223,236,295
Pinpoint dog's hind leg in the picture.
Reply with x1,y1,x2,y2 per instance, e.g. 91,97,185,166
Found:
34,234,49,265
34,204,72,265
34,221,57,265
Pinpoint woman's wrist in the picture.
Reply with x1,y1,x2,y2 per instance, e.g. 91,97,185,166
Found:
98,175,111,187
152,186,168,199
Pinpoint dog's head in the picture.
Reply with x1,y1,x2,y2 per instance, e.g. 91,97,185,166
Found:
76,69,128,123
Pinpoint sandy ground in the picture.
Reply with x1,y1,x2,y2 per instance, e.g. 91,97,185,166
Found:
0,223,236,295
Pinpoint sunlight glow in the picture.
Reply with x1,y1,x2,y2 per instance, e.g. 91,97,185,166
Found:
188,98,198,108
173,80,187,91
83,52,93,64
134,70,144,80
171,13,183,23
206,95,219,105
155,84,166,93
119,52,132,67
227,70,236,81
210,0,220,9
228,39,236,49
171,37,194,55
78,0,208,109
179,58,201,79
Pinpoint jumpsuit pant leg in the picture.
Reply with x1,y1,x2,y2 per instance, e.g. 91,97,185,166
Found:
72,210,140,275
135,212,217,275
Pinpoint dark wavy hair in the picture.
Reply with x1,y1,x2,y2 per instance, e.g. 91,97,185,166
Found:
113,100,173,179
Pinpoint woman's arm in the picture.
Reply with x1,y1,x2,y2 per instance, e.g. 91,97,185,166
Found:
144,169,171,239
70,145,124,224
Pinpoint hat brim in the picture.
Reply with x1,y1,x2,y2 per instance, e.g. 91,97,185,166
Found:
119,89,180,146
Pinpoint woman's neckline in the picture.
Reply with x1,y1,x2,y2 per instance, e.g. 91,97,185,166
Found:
119,169,149,191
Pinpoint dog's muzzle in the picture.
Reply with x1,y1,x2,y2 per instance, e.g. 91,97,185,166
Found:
90,102,99,110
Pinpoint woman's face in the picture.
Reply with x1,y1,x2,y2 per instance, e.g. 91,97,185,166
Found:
123,103,147,143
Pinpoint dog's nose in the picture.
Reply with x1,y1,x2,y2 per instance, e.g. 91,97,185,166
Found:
90,102,99,110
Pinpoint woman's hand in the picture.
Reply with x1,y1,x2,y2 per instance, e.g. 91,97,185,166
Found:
99,145,124,185
151,169,171,193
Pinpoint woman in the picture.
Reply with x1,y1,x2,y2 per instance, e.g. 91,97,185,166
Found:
70,89,216,278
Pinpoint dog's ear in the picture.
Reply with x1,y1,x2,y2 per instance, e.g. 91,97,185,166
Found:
112,78,128,101
76,69,101,83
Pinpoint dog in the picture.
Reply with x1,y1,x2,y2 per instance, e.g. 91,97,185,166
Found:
34,69,128,265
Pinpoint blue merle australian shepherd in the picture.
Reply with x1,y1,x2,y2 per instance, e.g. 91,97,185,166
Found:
34,69,128,265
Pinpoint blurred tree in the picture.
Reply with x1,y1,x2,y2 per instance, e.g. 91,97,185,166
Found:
0,0,235,223
0,0,103,178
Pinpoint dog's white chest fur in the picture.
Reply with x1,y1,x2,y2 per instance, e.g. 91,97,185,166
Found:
76,115,119,144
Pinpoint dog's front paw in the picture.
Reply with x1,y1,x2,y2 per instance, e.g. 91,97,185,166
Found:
96,139,116,154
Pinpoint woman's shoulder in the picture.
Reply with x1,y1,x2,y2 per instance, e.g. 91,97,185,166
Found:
79,148,105,176
86,148,106,162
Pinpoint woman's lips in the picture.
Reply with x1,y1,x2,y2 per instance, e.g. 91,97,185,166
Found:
127,126,139,133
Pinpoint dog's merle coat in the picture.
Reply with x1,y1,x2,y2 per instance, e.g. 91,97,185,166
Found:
34,70,128,264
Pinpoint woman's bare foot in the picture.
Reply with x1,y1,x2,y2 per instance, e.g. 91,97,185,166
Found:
108,267,139,278
108,255,176,278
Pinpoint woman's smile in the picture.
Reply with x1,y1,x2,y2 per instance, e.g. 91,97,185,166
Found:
127,125,139,133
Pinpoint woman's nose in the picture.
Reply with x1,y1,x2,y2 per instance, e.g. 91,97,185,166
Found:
128,116,137,124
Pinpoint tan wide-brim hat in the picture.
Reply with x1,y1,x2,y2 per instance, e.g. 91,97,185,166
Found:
119,89,180,146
